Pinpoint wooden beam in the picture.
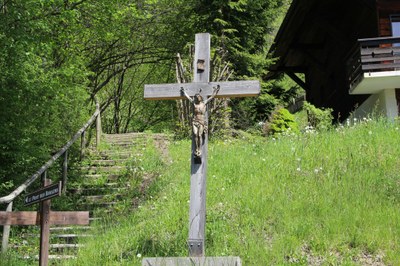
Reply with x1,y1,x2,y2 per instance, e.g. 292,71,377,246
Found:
0,211,90,226
144,80,260,100
285,71,308,91
188,32,209,257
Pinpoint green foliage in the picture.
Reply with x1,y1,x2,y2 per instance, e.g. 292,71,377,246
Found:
0,1,91,191
192,0,288,78
303,102,333,131
264,107,299,135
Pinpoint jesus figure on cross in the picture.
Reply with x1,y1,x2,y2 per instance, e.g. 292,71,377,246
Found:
181,85,220,158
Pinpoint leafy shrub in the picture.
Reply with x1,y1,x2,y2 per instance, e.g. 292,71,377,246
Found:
303,102,333,131
263,107,299,135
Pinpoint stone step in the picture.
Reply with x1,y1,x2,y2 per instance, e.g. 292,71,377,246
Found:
82,173,120,181
50,243,84,249
80,165,125,173
105,140,146,146
80,201,118,209
103,140,137,145
84,194,122,202
104,132,147,139
69,187,124,196
53,234,92,238
22,254,78,260
50,226,91,232
89,159,118,166
99,151,138,159
100,150,144,154
48,254,77,260
105,182,120,187
52,234,92,243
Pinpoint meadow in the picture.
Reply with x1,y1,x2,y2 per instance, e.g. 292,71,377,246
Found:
3,118,400,265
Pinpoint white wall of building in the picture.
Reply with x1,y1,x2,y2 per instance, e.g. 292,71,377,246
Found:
350,89,398,121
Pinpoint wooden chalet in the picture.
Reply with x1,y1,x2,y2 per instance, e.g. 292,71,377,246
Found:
267,0,400,121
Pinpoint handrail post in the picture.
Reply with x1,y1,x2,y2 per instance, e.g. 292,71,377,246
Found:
80,130,86,160
96,102,101,149
1,201,13,253
62,150,68,194
39,172,50,266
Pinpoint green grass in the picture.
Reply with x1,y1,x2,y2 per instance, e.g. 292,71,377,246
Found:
71,119,400,265
4,118,400,265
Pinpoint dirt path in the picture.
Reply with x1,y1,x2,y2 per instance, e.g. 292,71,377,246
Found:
151,133,172,165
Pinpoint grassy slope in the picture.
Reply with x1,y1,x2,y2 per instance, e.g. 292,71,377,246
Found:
66,119,400,265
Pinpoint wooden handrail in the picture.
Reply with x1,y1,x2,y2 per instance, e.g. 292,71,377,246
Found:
0,104,101,205
358,36,400,46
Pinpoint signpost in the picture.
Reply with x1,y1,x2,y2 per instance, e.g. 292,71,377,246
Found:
143,33,260,265
24,182,62,206
0,177,89,266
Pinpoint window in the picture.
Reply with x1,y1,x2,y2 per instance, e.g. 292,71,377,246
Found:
390,15,400,38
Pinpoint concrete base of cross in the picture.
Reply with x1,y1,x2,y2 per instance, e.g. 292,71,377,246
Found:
142,256,241,266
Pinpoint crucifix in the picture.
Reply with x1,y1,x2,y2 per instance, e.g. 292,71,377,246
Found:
144,33,260,257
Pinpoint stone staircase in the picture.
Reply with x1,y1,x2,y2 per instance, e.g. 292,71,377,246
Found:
50,133,148,259
13,132,170,263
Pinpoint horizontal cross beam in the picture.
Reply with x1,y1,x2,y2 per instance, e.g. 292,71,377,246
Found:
144,80,260,100
0,211,89,226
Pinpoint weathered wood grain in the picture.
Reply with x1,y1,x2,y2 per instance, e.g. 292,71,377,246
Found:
0,211,90,225
144,80,260,100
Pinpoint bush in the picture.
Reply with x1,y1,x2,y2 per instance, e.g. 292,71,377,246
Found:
263,107,299,136
303,102,333,131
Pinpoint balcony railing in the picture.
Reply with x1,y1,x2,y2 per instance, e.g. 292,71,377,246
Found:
347,36,400,91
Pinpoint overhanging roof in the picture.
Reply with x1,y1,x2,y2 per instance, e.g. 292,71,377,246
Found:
267,0,377,79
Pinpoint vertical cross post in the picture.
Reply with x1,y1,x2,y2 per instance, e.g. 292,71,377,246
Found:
188,33,210,256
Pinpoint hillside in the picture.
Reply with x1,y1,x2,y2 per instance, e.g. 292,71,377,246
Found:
5,118,400,265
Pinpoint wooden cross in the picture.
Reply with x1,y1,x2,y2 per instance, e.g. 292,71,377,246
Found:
144,33,260,256
0,178,89,266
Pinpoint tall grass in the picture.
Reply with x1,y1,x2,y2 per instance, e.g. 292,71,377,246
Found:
48,119,400,264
